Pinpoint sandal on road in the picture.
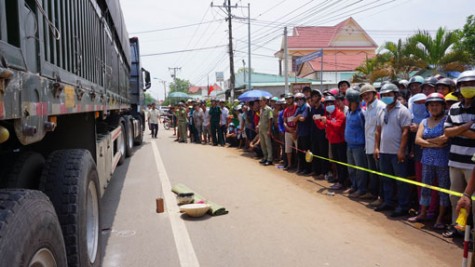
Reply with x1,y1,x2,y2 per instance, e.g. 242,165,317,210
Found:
329,183,344,190
408,216,428,223
442,226,462,238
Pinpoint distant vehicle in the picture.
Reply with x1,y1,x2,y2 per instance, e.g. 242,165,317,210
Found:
159,106,170,116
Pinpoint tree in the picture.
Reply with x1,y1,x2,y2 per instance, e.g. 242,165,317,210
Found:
144,92,156,105
405,27,467,74
169,78,191,93
456,15,475,65
378,39,422,79
353,55,391,83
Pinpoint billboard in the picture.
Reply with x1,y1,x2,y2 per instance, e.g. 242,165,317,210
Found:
291,83,311,94
215,72,224,82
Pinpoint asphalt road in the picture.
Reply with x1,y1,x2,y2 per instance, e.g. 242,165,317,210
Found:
101,128,462,267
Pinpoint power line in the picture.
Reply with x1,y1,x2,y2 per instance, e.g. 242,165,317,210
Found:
141,45,228,57
173,6,211,66
129,19,220,34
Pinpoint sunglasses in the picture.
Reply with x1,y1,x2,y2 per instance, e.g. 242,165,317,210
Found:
384,112,389,124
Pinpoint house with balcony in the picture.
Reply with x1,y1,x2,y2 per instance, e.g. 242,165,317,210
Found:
275,17,377,89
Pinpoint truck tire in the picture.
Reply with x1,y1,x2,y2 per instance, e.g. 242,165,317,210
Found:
133,116,143,146
6,151,45,189
0,189,67,267
40,150,102,267
124,116,134,157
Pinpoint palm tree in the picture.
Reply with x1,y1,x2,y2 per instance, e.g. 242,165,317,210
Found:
353,55,391,83
378,39,422,79
405,27,467,74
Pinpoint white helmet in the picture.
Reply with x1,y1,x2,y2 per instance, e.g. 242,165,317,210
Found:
399,79,409,88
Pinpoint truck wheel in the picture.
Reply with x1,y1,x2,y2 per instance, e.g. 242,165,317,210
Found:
40,150,102,267
118,122,126,165
0,189,67,267
133,116,143,146
124,116,134,157
6,151,45,189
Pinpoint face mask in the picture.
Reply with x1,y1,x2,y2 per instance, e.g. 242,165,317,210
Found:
460,86,475,99
381,96,394,105
411,103,428,124
325,105,335,113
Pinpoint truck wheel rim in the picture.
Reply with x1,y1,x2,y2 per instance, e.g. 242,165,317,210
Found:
128,123,133,148
86,181,99,263
119,126,126,156
29,248,57,267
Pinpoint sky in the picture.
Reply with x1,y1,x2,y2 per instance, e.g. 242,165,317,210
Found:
119,0,474,100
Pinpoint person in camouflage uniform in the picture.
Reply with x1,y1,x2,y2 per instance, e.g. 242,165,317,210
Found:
176,103,188,143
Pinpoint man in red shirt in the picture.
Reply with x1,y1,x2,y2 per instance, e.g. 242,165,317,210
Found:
283,93,298,171
314,95,348,190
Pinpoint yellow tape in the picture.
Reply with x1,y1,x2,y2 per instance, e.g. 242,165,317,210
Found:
309,151,473,200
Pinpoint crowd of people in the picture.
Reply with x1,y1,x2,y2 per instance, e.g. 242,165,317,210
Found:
156,70,475,239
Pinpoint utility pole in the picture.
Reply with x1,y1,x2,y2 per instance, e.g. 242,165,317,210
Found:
247,3,251,91
168,67,181,91
161,80,167,100
153,77,167,101
226,0,235,102
284,27,289,94
211,1,237,102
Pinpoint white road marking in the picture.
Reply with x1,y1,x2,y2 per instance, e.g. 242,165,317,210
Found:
151,140,200,267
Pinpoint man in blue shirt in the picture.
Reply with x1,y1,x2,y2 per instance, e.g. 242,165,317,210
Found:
294,93,312,175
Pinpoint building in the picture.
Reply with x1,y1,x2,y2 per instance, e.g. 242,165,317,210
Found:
275,17,377,89
188,83,223,99
234,71,319,96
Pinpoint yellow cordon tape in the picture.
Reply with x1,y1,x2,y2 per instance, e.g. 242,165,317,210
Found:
304,150,472,200
249,126,471,199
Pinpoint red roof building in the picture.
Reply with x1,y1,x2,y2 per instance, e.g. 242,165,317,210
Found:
275,17,377,88
188,83,223,98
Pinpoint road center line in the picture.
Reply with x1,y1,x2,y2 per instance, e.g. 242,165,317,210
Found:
151,140,200,267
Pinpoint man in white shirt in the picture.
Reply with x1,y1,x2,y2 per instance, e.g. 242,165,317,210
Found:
201,102,210,144
219,100,229,146
360,84,386,204
147,103,161,139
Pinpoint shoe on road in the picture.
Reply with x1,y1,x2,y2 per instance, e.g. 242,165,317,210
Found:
368,198,383,207
329,183,344,190
349,191,364,198
343,188,356,195
374,204,394,212
390,209,409,218
359,193,377,200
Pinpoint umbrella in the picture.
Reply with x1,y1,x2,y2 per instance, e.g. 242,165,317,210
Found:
168,91,189,98
237,89,272,102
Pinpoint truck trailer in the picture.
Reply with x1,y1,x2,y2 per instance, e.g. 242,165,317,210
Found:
0,1,150,266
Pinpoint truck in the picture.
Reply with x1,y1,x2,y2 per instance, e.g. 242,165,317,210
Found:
0,1,150,266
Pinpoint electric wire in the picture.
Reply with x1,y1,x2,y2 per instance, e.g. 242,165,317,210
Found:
173,6,211,67
175,8,227,68
130,20,220,34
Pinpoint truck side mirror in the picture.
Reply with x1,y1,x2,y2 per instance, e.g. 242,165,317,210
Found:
142,68,151,90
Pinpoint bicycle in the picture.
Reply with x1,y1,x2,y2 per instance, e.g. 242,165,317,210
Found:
163,117,171,130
